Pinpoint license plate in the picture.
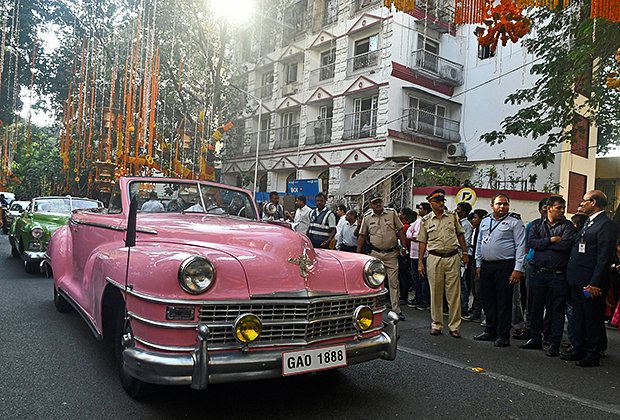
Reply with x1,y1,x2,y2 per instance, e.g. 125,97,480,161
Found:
282,345,347,376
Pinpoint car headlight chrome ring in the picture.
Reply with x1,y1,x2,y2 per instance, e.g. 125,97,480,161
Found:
233,313,262,343
353,305,374,331
363,258,386,288
31,227,44,239
178,256,216,294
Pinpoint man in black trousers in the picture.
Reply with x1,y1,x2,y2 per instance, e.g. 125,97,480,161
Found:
520,196,574,356
562,190,617,367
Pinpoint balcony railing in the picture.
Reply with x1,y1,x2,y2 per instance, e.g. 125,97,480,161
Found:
254,82,275,100
343,110,377,140
347,50,380,74
274,124,300,149
309,64,335,87
416,0,455,26
306,118,333,145
352,0,381,13
401,108,460,142
410,50,464,86
248,130,271,153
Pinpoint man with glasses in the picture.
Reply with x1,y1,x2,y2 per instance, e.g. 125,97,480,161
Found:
521,196,574,357
561,190,616,367
474,193,526,347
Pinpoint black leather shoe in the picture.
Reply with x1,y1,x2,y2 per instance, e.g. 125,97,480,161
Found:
494,338,510,347
518,339,542,350
560,351,582,361
545,346,560,357
576,357,600,367
511,329,530,340
473,332,496,341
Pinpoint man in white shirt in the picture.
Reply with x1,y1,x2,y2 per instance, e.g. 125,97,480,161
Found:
336,210,358,252
288,194,312,234
406,202,430,310
335,204,347,241
141,192,164,212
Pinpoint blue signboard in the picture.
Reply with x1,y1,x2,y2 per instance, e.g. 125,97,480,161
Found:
287,179,320,208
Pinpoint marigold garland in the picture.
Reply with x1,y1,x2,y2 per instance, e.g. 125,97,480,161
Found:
475,0,531,51
383,0,417,12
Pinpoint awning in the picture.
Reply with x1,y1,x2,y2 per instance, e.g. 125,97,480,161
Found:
332,161,405,197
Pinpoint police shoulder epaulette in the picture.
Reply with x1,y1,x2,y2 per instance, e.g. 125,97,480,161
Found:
421,213,433,222
444,209,454,215
364,209,373,216
508,212,521,220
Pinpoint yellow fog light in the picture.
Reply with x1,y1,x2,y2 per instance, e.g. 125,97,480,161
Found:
353,306,374,331
233,313,262,343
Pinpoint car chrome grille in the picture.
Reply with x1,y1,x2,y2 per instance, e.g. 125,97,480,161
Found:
199,296,380,347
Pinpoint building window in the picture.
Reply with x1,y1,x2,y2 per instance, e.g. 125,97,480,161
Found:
343,95,377,140
324,0,338,25
416,35,439,73
284,62,299,84
353,34,379,71
283,1,307,40
568,172,587,214
320,48,336,80
259,71,274,99
571,114,589,158
408,97,446,138
478,44,495,60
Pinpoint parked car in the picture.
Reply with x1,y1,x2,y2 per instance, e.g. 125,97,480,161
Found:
10,196,103,273
5,200,30,232
46,177,398,397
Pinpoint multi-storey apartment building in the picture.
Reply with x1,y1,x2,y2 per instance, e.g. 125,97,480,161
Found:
221,0,596,214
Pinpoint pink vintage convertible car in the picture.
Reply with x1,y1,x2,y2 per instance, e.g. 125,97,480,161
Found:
46,177,398,397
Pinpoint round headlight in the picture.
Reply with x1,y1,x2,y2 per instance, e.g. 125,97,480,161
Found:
363,259,386,288
233,313,262,343
178,256,215,294
353,306,374,331
31,227,44,239
263,202,277,217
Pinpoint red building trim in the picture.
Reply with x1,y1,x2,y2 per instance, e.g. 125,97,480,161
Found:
391,62,454,97
412,186,551,202
388,128,447,150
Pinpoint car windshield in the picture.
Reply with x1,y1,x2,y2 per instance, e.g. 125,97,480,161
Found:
33,198,101,214
129,180,258,220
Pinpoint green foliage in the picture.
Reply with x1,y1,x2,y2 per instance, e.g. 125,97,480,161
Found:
413,167,472,187
7,123,64,199
480,5,620,168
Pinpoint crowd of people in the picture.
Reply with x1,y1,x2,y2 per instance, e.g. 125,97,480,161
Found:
266,187,620,368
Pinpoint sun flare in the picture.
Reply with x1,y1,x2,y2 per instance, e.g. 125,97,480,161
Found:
210,0,255,25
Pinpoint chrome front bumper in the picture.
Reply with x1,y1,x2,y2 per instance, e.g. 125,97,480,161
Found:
23,251,46,262
123,311,399,390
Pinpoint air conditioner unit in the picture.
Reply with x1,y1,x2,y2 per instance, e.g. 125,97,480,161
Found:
439,65,462,84
282,84,298,96
446,142,465,158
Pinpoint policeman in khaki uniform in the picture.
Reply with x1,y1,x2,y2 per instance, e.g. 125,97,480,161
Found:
357,193,408,321
418,189,469,338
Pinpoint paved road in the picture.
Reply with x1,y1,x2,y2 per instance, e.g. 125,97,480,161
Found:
1,242,619,419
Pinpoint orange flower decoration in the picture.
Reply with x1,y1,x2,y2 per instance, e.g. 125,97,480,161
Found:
476,0,531,52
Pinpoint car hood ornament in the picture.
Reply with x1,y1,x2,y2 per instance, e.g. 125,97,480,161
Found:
288,246,315,278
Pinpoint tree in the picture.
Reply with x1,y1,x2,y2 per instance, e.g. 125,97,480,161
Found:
480,5,620,168
7,123,64,198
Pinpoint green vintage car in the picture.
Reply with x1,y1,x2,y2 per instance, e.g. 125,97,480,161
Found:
9,196,103,274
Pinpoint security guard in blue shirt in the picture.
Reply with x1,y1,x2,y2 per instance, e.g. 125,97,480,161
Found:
474,192,526,347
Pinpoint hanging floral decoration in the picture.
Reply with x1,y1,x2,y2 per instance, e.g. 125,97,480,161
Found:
591,0,620,22
473,0,531,51
455,0,492,24
383,0,417,12
514,0,569,8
